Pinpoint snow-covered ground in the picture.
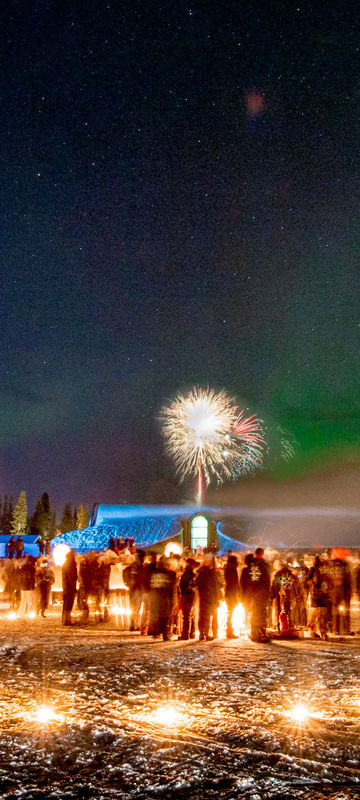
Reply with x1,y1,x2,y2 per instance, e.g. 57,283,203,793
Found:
1,611,360,799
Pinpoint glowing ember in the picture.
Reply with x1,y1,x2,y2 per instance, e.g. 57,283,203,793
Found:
152,706,183,726
7,612,17,620
289,703,310,724
35,705,59,724
28,611,36,619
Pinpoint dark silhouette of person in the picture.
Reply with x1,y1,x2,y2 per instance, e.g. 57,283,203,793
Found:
15,536,24,559
62,550,77,626
179,558,198,640
246,547,271,643
224,554,240,638
6,536,16,558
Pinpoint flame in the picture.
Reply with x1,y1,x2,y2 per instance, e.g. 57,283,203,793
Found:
232,603,246,637
164,541,183,557
217,601,246,638
52,544,70,567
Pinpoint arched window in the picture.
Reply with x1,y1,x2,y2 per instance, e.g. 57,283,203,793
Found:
191,515,209,551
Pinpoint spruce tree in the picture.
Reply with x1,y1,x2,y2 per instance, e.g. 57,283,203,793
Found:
72,506,78,530
60,502,73,533
3,496,13,536
30,492,50,536
2,496,8,535
11,491,28,536
49,510,57,538
77,504,90,529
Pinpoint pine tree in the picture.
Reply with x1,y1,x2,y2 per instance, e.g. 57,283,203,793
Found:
2,496,8,535
77,504,90,529
30,492,50,536
11,491,28,536
72,506,78,530
3,496,13,536
60,502,73,533
48,510,57,538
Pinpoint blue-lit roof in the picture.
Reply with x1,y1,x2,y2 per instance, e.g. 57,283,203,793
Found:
91,503,222,526
54,517,183,554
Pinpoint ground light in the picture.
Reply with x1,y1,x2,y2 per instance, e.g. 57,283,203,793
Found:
289,703,310,724
34,705,61,724
151,706,184,726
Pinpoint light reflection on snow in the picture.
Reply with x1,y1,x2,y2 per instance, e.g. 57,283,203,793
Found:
287,702,310,724
1,622,360,796
150,706,184,726
34,705,61,724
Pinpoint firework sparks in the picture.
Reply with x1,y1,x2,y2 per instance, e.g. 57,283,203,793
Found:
161,386,264,501
233,409,265,474
262,424,297,466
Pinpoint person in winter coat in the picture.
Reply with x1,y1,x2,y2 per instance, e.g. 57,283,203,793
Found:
239,553,253,620
10,560,22,610
271,561,297,631
147,553,159,635
36,559,55,617
196,554,220,641
308,555,332,639
6,536,16,559
224,554,239,638
291,562,309,628
93,556,111,622
245,547,271,643
77,554,92,623
15,537,24,559
329,551,352,635
36,537,45,556
18,555,37,616
123,551,145,631
149,555,176,640
355,552,360,604
62,549,77,626
179,558,198,640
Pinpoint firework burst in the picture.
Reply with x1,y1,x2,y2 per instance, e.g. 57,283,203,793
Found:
160,387,264,501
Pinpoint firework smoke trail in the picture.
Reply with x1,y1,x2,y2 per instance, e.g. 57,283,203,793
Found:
161,387,265,502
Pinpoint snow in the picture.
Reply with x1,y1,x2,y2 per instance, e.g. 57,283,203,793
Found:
0,614,360,798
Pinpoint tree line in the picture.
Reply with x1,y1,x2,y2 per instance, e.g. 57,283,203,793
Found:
1,492,90,538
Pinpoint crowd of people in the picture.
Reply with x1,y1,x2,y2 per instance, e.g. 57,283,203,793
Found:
61,542,360,642
5,535,25,559
3,533,359,641
4,553,55,617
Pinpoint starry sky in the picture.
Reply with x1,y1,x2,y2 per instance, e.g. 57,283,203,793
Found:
1,1,360,511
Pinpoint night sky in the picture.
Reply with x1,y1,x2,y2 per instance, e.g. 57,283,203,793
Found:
1,1,360,511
